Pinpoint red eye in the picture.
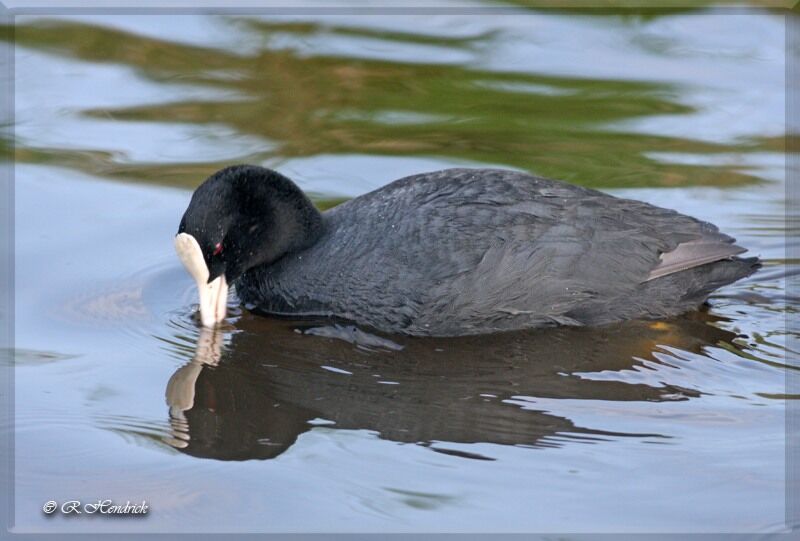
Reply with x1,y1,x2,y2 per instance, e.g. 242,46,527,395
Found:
213,242,223,256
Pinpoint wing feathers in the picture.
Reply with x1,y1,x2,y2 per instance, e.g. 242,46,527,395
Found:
646,238,747,282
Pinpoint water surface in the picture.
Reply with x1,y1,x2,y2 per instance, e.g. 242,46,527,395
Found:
8,8,794,533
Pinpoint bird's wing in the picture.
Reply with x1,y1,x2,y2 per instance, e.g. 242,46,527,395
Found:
646,237,747,281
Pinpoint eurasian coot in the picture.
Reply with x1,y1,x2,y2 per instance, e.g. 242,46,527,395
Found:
175,165,759,335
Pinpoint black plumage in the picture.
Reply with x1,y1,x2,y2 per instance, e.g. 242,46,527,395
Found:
178,165,759,336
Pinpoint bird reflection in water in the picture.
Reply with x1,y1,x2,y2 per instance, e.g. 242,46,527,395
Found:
164,310,742,461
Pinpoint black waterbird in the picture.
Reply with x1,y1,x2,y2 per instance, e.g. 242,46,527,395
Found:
175,165,759,336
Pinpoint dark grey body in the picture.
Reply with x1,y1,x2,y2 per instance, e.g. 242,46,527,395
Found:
236,168,758,336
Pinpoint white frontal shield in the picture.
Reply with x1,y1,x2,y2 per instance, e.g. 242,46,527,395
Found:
174,233,228,327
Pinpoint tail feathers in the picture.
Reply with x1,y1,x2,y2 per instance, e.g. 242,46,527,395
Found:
681,256,761,303
571,256,761,325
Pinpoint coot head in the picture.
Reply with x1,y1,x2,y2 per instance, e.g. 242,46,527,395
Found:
175,165,323,327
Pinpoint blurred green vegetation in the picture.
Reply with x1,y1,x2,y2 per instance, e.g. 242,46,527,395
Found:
6,17,782,192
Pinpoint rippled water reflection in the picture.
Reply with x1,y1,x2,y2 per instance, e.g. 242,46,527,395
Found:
8,8,794,533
